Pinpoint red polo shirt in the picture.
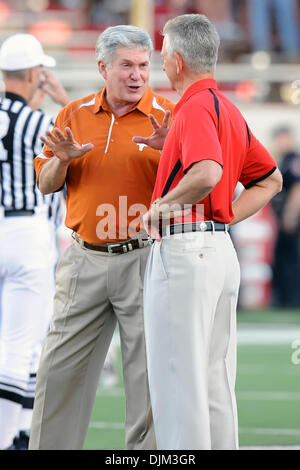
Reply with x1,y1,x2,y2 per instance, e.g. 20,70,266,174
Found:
151,78,277,223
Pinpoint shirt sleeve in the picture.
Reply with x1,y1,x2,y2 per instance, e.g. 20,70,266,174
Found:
179,104,223,174
239,129,277,189
33,113,54,157
33,110,64,182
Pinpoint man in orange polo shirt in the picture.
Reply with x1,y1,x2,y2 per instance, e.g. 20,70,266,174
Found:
28,25,174,450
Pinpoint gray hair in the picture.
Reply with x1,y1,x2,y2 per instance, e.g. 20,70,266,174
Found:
163,14,220,73
96,25,153,65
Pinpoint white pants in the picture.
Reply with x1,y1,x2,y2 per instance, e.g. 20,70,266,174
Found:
144,230,240,450
0,214,56,448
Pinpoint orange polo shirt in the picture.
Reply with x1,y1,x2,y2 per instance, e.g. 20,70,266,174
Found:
34,86,175,243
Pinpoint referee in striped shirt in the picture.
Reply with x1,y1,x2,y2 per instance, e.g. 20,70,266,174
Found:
0,33,69,450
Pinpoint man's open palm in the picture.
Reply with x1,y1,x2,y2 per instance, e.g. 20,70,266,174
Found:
132,110,171,151
41,127,94,163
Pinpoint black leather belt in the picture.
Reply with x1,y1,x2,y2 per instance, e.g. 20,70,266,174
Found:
4,209,35,217
161,221,229,237
72,232,151,254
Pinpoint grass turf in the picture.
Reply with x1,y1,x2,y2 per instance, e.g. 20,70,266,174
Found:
84,308,300,449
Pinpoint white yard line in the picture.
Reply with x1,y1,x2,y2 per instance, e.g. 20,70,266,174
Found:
97,388,300,401
238,364,299,375
240,427,300,437
237,391,300,401
237,324,300,345
89,422,300,436
89,421,124,430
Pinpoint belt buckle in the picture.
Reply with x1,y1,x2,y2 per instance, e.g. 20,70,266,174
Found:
107,243,122,254
199,221,208,232
72,232,84,247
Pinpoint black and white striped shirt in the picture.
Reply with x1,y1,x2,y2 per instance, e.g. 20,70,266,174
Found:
0,92,61,225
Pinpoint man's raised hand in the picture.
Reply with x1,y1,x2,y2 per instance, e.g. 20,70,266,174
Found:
41,127,94,164
132,110,171,150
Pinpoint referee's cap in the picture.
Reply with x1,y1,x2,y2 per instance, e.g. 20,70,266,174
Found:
0,33,56,71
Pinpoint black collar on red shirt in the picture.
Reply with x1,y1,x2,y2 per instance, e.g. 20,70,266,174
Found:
174,78,218,117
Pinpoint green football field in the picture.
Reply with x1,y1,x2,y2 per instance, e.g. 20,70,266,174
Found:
84,309,300,450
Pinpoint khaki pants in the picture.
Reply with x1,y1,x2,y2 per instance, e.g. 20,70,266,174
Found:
144,231,240,450
29,241,155,450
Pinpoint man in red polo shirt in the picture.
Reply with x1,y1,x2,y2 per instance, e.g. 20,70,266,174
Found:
136,15,282,450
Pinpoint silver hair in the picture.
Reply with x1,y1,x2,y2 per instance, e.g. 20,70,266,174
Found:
163,14,220,73
95,25,153,65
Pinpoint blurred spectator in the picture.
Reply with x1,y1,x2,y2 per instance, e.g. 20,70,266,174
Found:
55,0,86,8
154,0,196,49
271,126,300,308
89,0,131,26
247,0,299,59
195,0,244,43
